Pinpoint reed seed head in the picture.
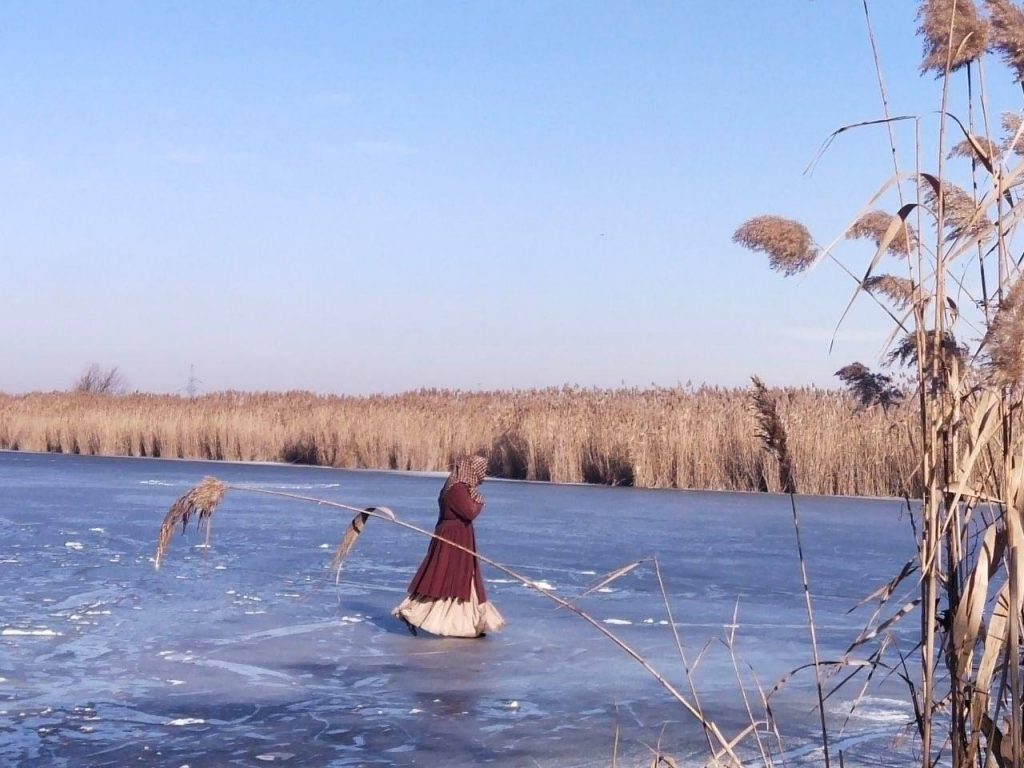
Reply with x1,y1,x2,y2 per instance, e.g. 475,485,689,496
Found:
888,330,968,369
835,362,904,411
848,210,918,256
984,278,1024,386
154,476,227,569
1002,112,1024,154
948,135,1000,164
864,275,917,310
986,0,1024,81
917,0,989,75
733,216,817,276
749,376,796,494
921,178,993,239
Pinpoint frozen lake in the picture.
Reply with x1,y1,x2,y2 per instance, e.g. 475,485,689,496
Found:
0,452,920,766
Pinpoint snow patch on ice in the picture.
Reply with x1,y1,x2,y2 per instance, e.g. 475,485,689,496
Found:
89,527,105,533
603,618,632,626
140,480,176,486
166,679,186,686
167,718,205,726
2,628,60,636
64,541,83,550
525,580,555,591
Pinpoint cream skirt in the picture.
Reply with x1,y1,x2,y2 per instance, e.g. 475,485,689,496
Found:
392,580,505,638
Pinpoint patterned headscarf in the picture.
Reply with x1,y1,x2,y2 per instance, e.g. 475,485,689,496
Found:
441,454,488,503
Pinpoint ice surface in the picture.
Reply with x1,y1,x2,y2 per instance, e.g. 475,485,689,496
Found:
0,451,920,766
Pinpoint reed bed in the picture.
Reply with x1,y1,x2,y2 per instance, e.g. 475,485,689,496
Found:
0,386,917,496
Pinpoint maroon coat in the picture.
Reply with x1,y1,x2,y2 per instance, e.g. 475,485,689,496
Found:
407,482,487,603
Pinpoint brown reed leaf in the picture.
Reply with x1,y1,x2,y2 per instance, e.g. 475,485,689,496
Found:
834,362,904,411
733,216,817,276
970,580,1011,743
921,177,994,239
847,210,919,256
154,476,227,569
917,0,989,75
987,0,1024,81
863,275,917,310
331,505,394,581
983,278,1024,386
951,520,1006,672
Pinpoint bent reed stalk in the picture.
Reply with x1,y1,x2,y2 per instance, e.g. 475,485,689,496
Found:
0,387,921,497
154,478,747,766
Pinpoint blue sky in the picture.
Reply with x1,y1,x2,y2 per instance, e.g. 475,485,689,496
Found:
2,2,1017,394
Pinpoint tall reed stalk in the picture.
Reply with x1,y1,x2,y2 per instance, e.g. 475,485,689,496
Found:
735,2,1024,764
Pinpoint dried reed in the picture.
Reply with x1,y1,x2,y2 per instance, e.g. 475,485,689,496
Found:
732,216,817,276
848,210,919,255
0,386,923,497
917,0,988,75
987,0,1024,81
154,476,226,569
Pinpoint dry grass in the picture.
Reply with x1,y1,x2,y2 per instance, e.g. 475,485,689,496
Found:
0,386,921,496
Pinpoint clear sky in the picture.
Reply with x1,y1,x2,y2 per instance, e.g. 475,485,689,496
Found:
2,2,1017,395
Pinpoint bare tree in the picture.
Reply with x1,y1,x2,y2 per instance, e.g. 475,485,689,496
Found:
72,364,127,395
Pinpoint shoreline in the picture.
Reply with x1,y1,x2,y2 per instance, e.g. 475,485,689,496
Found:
0,448,909,504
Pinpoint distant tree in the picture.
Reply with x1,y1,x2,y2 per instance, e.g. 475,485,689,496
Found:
72,364,127,395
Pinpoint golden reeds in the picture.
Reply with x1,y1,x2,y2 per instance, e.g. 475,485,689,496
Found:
0,386,922,497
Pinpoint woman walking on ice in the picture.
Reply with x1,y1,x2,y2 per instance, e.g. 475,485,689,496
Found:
393,455,505,637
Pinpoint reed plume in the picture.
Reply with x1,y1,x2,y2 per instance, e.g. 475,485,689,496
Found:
987,0,1024,81
984,278,1024,385
921,177,993,239
749,376,795,494
864,274,917,310
733,216,817,276
848,210,918,256
948,134,1000,163
155,476,227,569
1003,112,1024,153
835,363,904,411
917,0,989,75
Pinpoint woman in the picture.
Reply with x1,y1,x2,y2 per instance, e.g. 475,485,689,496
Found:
392,455,505,637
